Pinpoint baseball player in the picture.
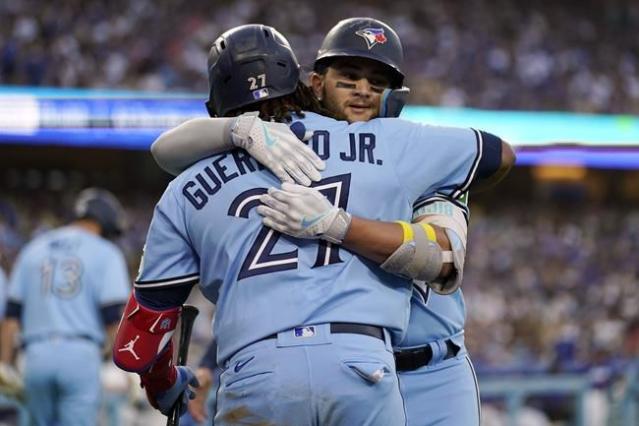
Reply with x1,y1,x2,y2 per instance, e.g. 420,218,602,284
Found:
0,188,131,426
0,266,6,320
112,24,502,426
151,18,515,426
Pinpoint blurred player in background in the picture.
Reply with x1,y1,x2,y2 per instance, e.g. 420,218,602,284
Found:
152,17,515,426
113,22,502,426
0,188,131,426
0,266,6,320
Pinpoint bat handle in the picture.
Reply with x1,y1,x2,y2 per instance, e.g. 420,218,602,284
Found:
166,305,199,426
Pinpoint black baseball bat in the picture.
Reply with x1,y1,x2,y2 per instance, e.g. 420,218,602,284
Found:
166,304,200,426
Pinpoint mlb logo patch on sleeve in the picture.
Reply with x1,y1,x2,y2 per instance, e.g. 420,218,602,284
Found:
294,326,316,338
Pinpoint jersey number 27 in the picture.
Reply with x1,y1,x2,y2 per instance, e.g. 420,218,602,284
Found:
228,174,351,280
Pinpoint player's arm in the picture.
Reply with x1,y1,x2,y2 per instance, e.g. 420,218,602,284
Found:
101,303,126,358
470,139,516,192
257,183,456,283
0,315,20,365
112,188,200,416
341,217,453,278
152,113,324,185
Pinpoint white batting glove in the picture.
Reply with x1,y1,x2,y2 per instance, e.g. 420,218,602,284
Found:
231,112,325,186
257,182,352,244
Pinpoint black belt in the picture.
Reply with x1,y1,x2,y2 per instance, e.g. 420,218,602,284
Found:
394,340,459,372
265,323,384,341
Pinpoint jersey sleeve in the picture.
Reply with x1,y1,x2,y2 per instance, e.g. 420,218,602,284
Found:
7,250,28,303
98,246,131,305
135,185,200,289
389,122,483,201
0,268,7,319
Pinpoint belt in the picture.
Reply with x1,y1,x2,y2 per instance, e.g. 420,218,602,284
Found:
264,323,384,341
23,333,96,348
394,340,459,372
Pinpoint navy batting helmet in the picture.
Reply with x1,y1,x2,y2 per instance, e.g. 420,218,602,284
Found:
314,17,405,88
74,188,126,239
205,24,301,117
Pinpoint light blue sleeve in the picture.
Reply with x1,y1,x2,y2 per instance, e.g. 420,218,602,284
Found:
135,185,200,289
387,121,482,202
7,250,28,303
98,246,131,305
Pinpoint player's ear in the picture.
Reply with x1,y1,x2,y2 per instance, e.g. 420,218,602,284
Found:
309,72,325,100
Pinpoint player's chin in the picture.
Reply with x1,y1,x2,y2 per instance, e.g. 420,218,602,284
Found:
345,107,376,122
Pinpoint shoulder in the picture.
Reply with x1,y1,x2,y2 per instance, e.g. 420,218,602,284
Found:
297,112,347,131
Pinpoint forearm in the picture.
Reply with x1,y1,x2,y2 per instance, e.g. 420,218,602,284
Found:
0,319,20,365
103,323,119,358
151,117,236,176
342,217,452,277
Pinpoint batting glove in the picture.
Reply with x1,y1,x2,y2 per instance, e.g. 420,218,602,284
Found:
231,112,325,186
257,182,352,244
148,366,199,416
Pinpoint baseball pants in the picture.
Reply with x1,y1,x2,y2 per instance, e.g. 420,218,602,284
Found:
215,323,406,426
398,344,480,426
24,338,101,426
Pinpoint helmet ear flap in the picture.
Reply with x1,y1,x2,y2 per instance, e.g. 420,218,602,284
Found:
205,100,216,118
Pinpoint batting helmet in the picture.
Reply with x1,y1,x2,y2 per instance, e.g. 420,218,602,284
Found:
205,24,301,117
74,188,126,239
314,17,405,88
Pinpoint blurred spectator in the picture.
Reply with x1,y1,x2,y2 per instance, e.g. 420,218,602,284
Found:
1,0,638,113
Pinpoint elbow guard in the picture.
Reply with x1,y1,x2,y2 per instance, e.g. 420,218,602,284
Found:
113,292,180,373
428,229,466,295
381,222,450,283
412,200,469,295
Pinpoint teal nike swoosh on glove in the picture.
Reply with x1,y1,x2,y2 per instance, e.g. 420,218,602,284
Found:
155,366,200,416
301,213,326,229
262,124,277,147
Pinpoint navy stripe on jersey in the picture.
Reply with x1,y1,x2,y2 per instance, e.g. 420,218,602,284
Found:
412,283,430,305
412,195,470,224
5,300,22,320
135,283,195,310
466,356,482,424
100,302,125,326
451,128,483,199
476,131,502,179
134,272,199,288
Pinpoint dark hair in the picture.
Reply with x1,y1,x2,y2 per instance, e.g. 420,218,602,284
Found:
226,82,334,122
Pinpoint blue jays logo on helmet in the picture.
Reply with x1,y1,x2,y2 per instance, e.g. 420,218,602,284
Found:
355,28,388,50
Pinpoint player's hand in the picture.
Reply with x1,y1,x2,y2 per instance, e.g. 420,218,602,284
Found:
0,362,24,401
147,366,200,416
257,183,351,244
231,112,325,186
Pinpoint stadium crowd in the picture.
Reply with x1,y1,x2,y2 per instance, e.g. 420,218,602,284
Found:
1,0,638,113
1,192,637,376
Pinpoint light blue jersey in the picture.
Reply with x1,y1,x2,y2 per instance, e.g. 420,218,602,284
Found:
401,191,472,347
137,112,482,364
8,225,130,344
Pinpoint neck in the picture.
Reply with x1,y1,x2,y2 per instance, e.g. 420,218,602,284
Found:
72,219,102,236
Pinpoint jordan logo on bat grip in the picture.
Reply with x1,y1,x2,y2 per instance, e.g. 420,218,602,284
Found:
118,335,141,360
